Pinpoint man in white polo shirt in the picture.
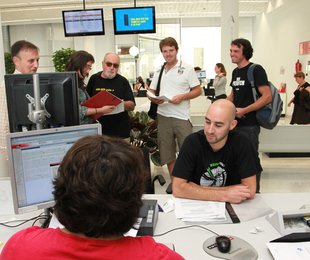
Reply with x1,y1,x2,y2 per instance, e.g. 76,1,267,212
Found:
148,37,201,193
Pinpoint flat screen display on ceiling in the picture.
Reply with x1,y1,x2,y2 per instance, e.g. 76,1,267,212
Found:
113,6,156,35
62,9,105,37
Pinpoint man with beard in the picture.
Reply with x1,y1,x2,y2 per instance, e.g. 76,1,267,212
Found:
87,52,135,139
172,99,260,204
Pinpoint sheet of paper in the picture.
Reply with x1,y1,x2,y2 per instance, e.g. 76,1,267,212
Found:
267,242,310,260
147,90,171,102
173,197,226,222
103,101,124,116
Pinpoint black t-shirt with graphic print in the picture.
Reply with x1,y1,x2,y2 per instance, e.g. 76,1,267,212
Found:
230,62,269,126
172,130,262,186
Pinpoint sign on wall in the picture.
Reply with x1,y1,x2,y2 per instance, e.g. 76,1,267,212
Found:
299,41,310,55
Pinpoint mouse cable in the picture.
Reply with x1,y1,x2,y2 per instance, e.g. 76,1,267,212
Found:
0,212,48,228
153,224,219,237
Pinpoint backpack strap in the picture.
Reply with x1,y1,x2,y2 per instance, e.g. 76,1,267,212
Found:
247,63,259,102
155,62,166,96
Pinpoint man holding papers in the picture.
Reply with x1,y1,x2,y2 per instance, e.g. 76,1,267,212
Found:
87,52,135,139
172,99,261,203
148,37,201,192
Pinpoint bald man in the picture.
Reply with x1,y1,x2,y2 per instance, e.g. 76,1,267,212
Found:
172,99,261,203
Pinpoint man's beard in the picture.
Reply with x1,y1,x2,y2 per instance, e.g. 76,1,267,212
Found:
105,71,117,79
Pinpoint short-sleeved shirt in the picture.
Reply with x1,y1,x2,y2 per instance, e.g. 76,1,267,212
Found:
172,130,262,186
87,72,135,138
1,226,184,260
230,63,269,126
150,61,200,120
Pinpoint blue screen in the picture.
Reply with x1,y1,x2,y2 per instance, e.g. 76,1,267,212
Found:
113,7,155,34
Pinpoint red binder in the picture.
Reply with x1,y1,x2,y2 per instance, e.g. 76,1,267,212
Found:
82,91,122,120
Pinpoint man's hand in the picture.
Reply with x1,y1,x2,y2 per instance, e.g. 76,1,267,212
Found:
235,107,247,119
223,185,252,204
170,93,186,104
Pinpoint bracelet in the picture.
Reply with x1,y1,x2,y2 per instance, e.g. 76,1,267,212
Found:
95,108,97,114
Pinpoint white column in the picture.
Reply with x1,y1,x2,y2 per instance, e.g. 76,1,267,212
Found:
0,12,9,178
221,0,239,81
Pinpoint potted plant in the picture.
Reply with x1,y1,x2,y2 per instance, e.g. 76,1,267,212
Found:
4,52,15,74
52,48,75,72
129,110,160,166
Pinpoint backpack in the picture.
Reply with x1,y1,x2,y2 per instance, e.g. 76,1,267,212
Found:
247,64,283,130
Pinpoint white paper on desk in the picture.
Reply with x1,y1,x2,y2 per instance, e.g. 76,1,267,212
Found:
232,195,274,222
173,197,226,222
104,101,124,116
147,90,171,102
267,242,310,260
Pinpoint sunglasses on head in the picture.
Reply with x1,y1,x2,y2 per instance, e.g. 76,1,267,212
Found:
105,62,119,69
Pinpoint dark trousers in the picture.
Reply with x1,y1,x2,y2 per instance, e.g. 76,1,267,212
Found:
236,125,262,193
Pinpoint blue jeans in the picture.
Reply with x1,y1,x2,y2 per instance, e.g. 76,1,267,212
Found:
236,125,262,193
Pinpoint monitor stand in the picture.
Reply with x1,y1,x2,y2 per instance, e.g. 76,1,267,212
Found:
40,207,54,228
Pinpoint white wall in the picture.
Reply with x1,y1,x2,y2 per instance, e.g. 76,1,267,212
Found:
252,0,310,116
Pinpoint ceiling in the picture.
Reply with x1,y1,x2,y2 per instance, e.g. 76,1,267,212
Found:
0,0,270,25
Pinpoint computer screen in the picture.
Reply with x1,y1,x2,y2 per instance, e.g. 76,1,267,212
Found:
4,72,80,133
113,6,156,35
7,124,102,214
196,70,206,80
62,9,105,37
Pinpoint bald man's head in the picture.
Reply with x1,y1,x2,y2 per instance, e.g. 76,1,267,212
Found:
204,99,237,147
207,99,236,123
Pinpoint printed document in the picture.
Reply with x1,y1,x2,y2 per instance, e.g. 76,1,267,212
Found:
147,90,171,102
173,197,226,222
267,242,310,260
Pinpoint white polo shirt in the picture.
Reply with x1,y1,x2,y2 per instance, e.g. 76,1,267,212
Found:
150,60,200,120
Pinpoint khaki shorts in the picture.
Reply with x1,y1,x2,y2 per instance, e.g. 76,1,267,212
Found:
157,114,192,165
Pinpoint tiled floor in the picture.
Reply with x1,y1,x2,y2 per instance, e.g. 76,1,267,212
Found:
152,153,310,194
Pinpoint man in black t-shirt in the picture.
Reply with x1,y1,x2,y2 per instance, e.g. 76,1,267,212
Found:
172,99,260,204
227,38,272,193
87,52,135,139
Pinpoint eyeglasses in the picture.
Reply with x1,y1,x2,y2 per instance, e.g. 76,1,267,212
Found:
105,62,119,69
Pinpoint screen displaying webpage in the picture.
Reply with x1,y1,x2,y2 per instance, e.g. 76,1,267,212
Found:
9,127,99,208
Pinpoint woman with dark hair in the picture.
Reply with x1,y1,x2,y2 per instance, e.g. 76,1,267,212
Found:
65,51,115,124
2,135,183,259
288,71,310,124
213,63,227,100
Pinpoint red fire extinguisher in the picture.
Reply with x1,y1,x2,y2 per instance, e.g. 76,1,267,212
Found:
295,59,302,73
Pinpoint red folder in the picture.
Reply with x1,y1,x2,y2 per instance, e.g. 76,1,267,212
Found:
82,91,122,120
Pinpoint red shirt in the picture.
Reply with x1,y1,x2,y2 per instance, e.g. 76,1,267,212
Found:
1,226,184,260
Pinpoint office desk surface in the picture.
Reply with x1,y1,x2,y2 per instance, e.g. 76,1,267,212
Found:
145,193,309,260
1,193,309,259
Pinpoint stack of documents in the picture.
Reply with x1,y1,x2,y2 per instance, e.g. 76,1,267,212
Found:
173,197,226,222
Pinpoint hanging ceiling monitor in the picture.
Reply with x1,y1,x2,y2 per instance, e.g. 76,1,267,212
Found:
7,124,102,214
62,9,105,37
113,6,156,35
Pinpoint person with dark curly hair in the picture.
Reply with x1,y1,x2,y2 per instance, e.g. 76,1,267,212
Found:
227,38,271,193
1,135,183,259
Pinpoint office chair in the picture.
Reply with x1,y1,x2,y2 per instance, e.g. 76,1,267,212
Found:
141,147,166,194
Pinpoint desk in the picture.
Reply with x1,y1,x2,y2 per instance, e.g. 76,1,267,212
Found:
1,193,309,259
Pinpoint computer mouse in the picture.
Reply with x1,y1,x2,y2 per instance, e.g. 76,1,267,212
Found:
216,235,231,253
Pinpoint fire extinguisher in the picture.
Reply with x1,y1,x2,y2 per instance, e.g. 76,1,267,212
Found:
295,59,302,73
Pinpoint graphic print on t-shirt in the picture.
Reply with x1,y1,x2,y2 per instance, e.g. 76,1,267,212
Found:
200,162,227,187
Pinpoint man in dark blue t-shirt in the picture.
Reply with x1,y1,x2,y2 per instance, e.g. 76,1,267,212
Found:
172,99,261,204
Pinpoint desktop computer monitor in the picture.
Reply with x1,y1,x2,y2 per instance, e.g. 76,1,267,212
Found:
6,124,102,215
4,72,80,133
